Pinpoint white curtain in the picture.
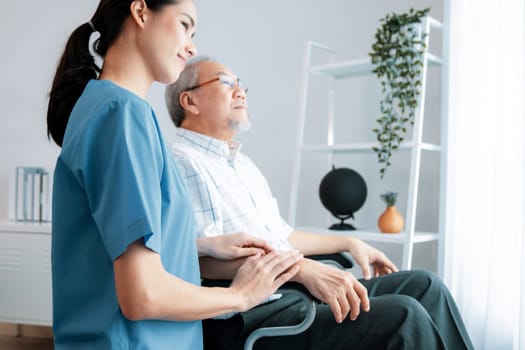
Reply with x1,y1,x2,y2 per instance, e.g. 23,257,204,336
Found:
443,0,525,349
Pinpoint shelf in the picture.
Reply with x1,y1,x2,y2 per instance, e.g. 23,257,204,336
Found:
301,141,441,154
309,52,442,79
309,58,373,79
297,226,439,244
0,221,51,234
291,24,446,271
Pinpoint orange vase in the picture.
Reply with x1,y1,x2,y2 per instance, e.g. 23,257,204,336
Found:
378,206,404,234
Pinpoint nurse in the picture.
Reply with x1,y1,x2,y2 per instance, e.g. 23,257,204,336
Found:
46,1,302,349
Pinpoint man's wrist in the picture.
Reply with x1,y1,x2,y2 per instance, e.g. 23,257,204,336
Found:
345,236,357,254
196,236,213,257
290,258,311,283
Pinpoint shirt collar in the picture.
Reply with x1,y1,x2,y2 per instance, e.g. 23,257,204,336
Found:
174,128,241,162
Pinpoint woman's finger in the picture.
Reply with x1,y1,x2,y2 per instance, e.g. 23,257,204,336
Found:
273,264,301,287
231,247,265,258
243,237,273,253
266,251,303,275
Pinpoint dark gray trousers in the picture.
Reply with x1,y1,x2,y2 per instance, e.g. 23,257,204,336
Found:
203,270,474,350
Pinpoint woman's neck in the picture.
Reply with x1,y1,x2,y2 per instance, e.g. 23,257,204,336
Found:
98,32,153,98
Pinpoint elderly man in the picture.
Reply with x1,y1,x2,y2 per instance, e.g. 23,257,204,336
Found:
165,56,473,350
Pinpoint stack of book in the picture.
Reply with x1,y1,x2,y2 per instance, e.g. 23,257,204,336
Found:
14,166,50,223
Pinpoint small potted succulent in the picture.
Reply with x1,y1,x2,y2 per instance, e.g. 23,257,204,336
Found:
378,191,404,234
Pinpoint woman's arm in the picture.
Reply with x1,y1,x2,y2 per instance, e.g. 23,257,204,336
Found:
113,240,302,321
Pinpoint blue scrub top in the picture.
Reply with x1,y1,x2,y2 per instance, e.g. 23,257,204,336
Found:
51,80,203,349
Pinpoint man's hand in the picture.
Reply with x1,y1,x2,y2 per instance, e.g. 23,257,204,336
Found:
293,258,369,323
230,250,303,312
348,238,398,279
197,233,273,260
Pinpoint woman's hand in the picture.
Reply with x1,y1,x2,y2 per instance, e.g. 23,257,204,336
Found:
230,250,303,312
197,233,273,260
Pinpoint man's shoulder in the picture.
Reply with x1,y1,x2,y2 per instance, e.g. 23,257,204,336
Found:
171,142,204,174
171,141,201,160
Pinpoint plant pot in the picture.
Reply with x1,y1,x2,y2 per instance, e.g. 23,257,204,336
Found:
378,205,404,234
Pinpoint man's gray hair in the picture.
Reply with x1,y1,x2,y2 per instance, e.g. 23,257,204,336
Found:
165,55,216,127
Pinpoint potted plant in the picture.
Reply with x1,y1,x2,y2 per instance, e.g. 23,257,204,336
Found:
378,191,404,233
369,7,431,178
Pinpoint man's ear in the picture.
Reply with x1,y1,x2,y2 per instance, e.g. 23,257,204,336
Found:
179,91,200,115
130,0,147,28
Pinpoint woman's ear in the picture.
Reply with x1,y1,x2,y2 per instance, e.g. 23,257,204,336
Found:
179,91,200,115
130,0,148,28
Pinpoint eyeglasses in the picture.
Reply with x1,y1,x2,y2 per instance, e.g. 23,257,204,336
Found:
185,73,248,93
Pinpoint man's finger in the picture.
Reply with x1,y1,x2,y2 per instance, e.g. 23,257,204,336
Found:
326,295,343,323
346,287,362,321
360,262,372,280
388,262,399,272
338,290,351,322
356,283,370,312
378,256,398,273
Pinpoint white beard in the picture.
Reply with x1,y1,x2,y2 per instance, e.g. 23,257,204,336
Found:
228,115,252,134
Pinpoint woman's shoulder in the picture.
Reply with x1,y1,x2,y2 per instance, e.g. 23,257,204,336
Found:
84,80,152,110
63,80,159,151
75,80,156,128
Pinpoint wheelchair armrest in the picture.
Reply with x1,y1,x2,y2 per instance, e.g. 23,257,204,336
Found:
201,279,318,350
244,282,317,350
306,252,354,269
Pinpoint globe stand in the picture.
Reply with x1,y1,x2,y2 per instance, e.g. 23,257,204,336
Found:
329,214,356,231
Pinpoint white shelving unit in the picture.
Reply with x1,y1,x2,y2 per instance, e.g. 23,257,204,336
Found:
0,221,52,326
288,16,446,273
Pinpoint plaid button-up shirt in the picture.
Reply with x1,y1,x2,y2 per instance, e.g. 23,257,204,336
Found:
171,128,293,251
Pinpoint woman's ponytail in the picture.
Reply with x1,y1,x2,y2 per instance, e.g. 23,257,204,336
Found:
47,22,100,147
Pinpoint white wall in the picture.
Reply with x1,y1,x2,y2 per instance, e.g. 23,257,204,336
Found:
0,0,442,269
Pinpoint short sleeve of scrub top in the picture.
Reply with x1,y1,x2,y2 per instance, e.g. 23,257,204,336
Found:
81,96,165,259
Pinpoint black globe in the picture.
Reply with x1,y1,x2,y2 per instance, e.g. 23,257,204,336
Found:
319,167,367,230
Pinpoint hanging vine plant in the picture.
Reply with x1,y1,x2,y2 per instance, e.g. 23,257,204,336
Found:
369,7,430,178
